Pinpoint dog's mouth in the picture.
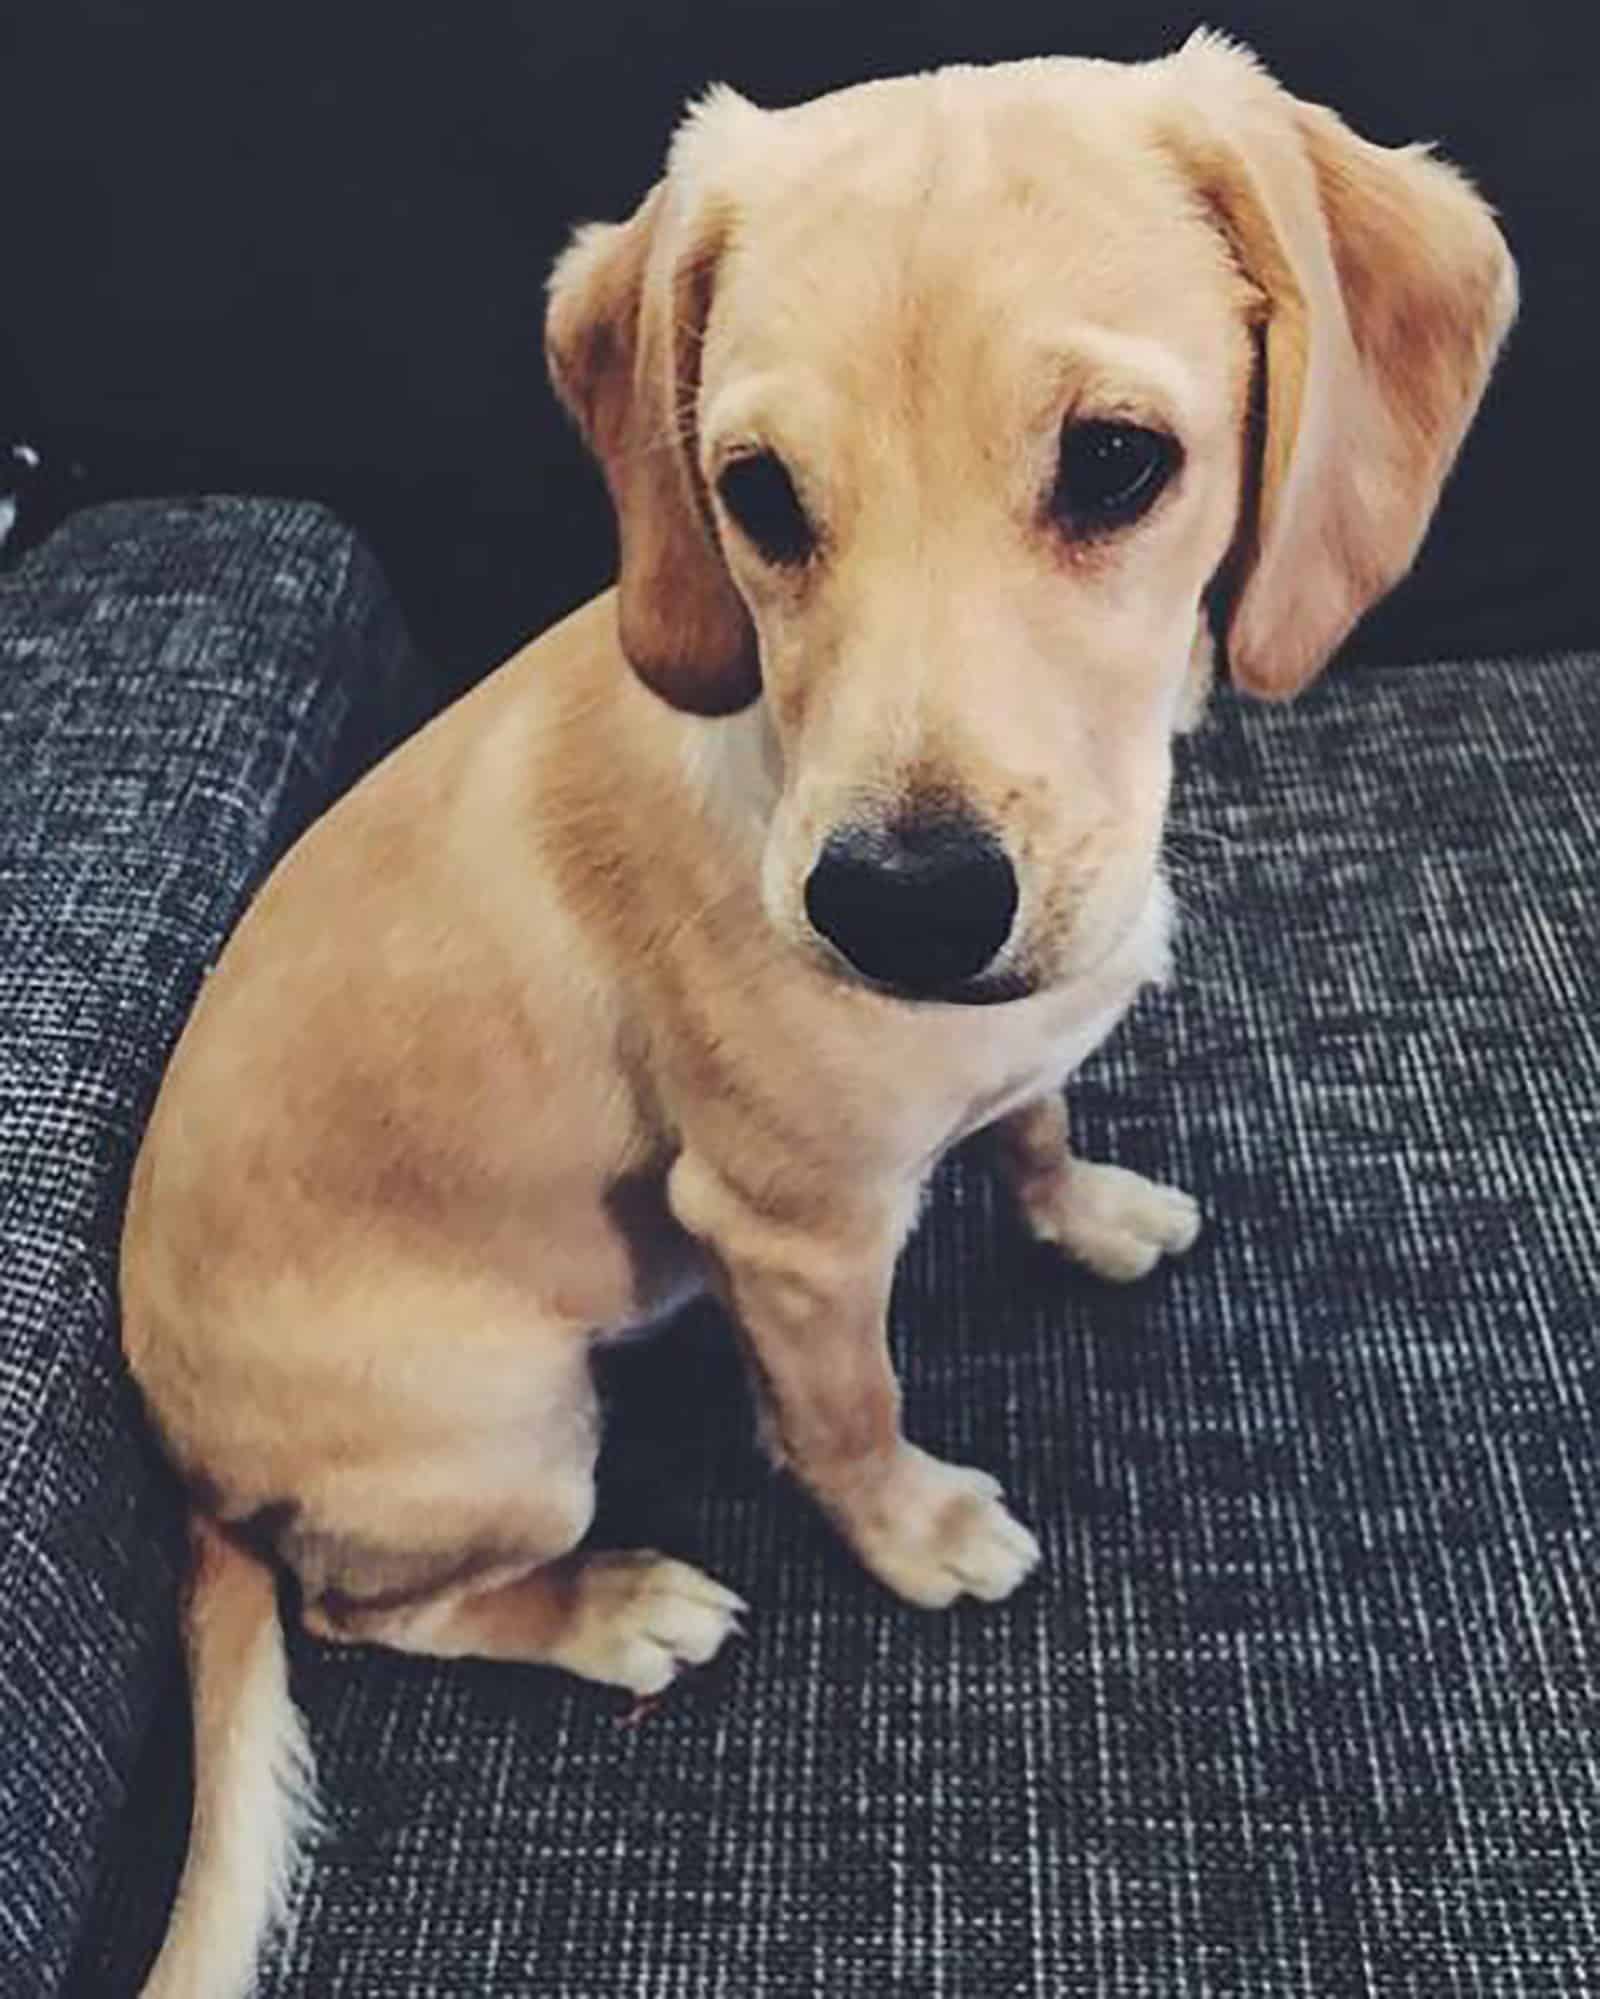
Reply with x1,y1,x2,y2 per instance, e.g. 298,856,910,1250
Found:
880,967,1036,1008
811,941,1037,1008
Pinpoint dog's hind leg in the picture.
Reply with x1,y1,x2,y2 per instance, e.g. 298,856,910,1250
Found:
285,1350,744,1696
304,1549,745,1696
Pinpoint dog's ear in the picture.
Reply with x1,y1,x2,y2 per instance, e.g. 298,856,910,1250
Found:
1159,33,1518,699
546,121,759,715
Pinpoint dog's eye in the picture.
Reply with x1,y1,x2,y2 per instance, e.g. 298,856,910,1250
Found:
1051,421,1178,533
716,451,816,567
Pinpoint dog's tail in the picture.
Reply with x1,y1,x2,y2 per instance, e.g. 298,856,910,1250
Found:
139,1514,317,1999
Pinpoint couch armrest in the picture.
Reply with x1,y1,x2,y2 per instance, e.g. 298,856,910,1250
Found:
0,497,435,1994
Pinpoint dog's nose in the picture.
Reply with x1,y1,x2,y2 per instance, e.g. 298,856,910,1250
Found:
804,813,1018,995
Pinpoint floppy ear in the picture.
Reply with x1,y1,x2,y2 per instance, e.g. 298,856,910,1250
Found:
1160,33,1518,698
546,161,758,714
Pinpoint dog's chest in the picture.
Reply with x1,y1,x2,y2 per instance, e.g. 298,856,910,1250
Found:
938,895,1169,1152
938,984,1135,1154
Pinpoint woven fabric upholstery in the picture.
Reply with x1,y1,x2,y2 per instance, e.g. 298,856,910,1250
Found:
111,651,1600,1997
0,498,432,1997
42,629,1600,1994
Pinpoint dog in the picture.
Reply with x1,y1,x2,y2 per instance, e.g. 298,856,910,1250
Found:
121,33,1515,1995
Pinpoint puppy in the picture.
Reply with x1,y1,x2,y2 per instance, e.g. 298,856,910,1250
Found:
122,35,1514,1996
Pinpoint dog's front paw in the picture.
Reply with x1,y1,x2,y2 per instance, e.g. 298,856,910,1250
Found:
1022,1159,1200,1282
548,1551,746,1696
830,1445,1041,1610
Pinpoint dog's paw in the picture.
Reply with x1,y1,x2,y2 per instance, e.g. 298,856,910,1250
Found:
1022,1159,1200,1282
833,1446,1041,1611
548,1551,746,1696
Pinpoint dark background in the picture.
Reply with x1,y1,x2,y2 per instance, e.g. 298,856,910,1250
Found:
2,0,1593,694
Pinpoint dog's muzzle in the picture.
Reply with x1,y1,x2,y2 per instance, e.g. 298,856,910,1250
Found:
803,810,1019,1002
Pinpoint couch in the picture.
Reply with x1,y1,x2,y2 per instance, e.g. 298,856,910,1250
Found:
2,488,1595,1995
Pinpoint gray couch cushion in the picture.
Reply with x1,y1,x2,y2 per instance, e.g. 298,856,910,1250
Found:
0,498,432,1996
230,652,1593,1998
44,614,1600,1993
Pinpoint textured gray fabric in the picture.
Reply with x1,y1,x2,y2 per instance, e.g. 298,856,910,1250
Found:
9,552,1593,1997
0,498,433,1997
94,651,1600,1996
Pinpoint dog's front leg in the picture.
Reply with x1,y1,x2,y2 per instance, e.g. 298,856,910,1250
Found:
987,1091,1201,1282
669,1153,1040,1610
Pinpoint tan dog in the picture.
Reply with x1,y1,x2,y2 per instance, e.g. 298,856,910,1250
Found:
122,34,1515,1996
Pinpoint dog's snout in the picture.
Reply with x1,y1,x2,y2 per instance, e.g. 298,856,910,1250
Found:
804,813,1018,997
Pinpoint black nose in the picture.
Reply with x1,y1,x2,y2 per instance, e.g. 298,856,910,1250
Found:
803,812,1019,995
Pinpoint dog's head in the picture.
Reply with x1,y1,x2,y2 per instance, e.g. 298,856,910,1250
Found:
547,35,1516,1004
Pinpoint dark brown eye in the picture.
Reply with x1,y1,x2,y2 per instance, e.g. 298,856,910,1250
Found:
1051,421,1178,533
716,450,816,567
